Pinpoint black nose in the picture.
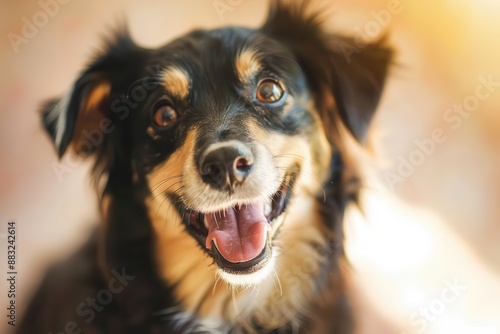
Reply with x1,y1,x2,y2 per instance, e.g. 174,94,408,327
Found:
199,141,254,190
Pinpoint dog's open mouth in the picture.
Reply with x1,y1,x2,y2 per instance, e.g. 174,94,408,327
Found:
178,177,292,274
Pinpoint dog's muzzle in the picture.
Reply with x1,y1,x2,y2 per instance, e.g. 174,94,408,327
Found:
175,139,293,275
197,140,267,264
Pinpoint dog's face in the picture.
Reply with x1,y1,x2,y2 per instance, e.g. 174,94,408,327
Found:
134,27,334,285
43,1,391,325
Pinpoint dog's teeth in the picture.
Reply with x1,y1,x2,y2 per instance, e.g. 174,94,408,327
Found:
264,201,272,216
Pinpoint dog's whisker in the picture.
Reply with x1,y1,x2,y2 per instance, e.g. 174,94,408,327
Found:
231,287,239,314
149,180,183,203
166,186,185,224
155,194,171,219
151,175,183,192
214,213,219,229
212,275,222,295
248,282,259,296
152,184,184,224
271,268,283,297
150,179,183,198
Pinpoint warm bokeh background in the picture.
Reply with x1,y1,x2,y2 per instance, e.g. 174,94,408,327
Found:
1,0,499,333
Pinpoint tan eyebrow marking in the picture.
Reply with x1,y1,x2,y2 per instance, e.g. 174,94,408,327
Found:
85,82,111,113
162,67,190,99
235,48,261,83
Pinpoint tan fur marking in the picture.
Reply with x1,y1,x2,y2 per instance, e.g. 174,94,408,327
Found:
70,82,111,155
86,82,110,112
235,49,261,83
162,67,190,99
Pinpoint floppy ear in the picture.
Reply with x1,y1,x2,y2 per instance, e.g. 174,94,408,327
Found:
261,0,393,143
42,28,150,158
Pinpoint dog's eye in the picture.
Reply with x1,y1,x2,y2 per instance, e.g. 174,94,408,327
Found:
153,104,178,127
256,80,284,103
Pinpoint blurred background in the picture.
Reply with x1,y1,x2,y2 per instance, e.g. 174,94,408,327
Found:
0,0,499,333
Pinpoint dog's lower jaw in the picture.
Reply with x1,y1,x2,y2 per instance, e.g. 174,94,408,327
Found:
151,189,335,332
215,254,277,287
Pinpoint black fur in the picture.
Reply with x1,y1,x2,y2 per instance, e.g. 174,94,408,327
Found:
21,1,392,333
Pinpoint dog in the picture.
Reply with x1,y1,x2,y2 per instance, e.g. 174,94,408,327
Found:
18,1,392,333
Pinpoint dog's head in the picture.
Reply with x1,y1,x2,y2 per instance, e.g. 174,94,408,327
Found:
43,0,391,320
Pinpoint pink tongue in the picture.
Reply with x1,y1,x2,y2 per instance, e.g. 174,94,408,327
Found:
205,202,268,263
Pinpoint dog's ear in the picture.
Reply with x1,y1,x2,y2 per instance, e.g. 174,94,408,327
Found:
261,0,393,143
42,28,150,158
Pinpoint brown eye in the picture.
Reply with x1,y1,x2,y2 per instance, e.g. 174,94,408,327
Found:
256,80,284,103
153,105,177,127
